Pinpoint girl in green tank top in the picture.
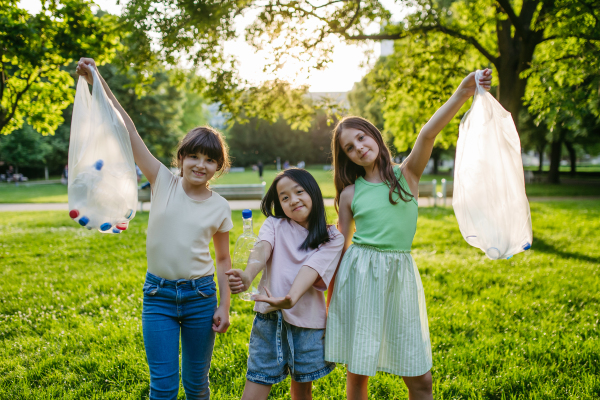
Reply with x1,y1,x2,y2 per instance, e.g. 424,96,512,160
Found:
325,70,493,400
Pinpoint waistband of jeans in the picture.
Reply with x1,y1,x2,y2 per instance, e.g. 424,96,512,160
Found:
255,311,282,321
145,271,214,288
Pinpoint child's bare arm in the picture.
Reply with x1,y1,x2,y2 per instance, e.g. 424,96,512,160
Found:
252,265,320,309
212,230,231,333
403,69,493,182
226,241,272,294
327,184,355,309
75,58,160,185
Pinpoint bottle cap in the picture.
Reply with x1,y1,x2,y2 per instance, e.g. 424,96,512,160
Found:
69,209,79,219
79,216,89,226
112,228,121,234
94,159,104,171
116,222,128,231
125,209,134,219
100,223,112,231
242,209,252,219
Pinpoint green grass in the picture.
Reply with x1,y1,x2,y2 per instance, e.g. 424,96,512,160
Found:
2,169,599,203
524,165,600,173
1,201,599,399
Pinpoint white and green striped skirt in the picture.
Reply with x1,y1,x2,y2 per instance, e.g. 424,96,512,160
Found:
325,244,432,377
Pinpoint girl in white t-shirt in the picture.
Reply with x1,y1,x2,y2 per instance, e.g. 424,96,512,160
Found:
76,58,232,400
227,168,344,400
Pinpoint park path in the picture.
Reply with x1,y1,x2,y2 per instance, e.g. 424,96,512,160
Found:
0,197,598,212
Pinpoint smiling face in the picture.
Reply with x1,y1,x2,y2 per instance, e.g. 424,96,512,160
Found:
339,127,380,168
276,176,313,229
180,152,218,187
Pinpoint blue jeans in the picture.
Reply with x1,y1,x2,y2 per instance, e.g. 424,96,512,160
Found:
142,271,217,400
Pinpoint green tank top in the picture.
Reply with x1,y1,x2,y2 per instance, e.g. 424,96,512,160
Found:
351,166,418,251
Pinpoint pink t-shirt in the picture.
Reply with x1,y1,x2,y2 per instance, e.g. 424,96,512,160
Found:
253,217,344,329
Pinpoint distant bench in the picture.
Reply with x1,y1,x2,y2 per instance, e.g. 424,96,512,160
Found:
418,179,453,206
137,182,267,210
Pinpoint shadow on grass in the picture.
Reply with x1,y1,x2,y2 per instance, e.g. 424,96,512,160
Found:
532,236,600,264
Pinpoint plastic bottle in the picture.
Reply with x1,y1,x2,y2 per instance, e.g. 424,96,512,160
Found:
232,209,267,301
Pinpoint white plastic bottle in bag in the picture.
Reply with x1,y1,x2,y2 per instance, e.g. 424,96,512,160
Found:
68,68,138,233
452,70,532,260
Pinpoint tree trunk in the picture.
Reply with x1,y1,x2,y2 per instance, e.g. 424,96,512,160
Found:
495,1,544,133
537,144,545,173
548,132,564,184
564,141,577,176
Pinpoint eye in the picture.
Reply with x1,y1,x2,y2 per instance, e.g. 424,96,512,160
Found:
281,196,288,202
207,158,215,163
346,145,353,152
359,135,364,141
297,190,304,194
189,155,197,159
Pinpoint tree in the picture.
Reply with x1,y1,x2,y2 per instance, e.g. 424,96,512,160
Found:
524,38,600,183
0,121,52,172
120,0,599,132
0,0,120,135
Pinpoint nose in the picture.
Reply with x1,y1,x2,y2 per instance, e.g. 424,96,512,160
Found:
290,195,300,206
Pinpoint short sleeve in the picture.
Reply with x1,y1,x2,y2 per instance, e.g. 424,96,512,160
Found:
258,217,276,248
304,229,344,291
217,204,233,233
151,163,176,198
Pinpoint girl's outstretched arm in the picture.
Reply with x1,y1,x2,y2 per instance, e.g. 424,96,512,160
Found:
226,240,272,294
252,266,320,309
75,58,161,185
403,69,492,183
212,230,231,333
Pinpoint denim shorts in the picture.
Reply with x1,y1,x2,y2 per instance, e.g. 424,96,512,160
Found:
246,310,336,385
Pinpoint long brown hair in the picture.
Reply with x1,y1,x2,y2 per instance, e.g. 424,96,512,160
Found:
174,126,230,178
331,116,413,211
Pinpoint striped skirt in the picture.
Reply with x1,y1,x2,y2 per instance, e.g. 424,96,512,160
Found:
325,244,432,377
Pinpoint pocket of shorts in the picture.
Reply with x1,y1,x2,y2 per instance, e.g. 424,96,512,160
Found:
195,280,217,298
143,282,159,296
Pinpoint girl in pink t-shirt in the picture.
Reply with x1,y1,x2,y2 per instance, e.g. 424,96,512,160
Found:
227,168,344,400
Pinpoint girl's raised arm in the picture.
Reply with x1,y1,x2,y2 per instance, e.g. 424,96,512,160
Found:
76,58,161,185
403,69,492,183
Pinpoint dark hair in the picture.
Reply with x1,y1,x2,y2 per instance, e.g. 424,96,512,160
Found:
260,168,331,251
175,126,230,178
331,116,413,211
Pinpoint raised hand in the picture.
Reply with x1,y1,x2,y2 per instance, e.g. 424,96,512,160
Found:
75,58,97,85
457,68,493,98
252,287,295,309
225,269,251,294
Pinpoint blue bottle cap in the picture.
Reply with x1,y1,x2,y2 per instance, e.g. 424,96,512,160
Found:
125,209,133,219
100,223,112,231
523,242,531,250
112,228,121,234
94,159,104,171
506,255,513,260
79,216,89,226
242,209,252,219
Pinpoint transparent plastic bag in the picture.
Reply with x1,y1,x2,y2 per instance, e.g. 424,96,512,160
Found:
452,70,532,260
67,68,137,233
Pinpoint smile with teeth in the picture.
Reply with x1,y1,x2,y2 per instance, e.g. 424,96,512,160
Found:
192,170,206,177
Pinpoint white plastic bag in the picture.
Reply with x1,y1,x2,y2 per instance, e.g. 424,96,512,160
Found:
452,70,532,260
67,68,137,233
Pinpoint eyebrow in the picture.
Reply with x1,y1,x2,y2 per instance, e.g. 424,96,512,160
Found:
278,184,302,196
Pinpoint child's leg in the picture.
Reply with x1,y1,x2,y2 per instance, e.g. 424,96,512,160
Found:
142,298,181,400
402,371,433,400
180,293,218,400
291,380,312,400
241,380,271,400
347,371,369,400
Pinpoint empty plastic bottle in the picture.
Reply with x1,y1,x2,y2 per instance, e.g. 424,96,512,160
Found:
232,209,267,301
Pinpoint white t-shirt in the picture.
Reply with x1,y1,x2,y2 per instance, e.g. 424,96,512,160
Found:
146,164,233,280
254,217,344,329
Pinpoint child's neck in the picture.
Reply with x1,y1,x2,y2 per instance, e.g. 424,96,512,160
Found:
363,163,383,184
181,178,212,201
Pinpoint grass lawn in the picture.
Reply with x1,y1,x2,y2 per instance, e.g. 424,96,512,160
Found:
2,169,599,203
1,201,599,399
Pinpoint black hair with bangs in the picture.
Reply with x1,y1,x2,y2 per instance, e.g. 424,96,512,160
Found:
175,126,230,177
260,168,331,251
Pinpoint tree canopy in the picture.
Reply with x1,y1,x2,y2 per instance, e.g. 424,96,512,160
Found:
0,0,120,135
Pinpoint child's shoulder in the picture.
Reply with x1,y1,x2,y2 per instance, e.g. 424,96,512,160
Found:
326,225,345,246
208,190,231,210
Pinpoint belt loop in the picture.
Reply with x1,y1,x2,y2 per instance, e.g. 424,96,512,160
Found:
191,279,197,289
159,278,165,288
